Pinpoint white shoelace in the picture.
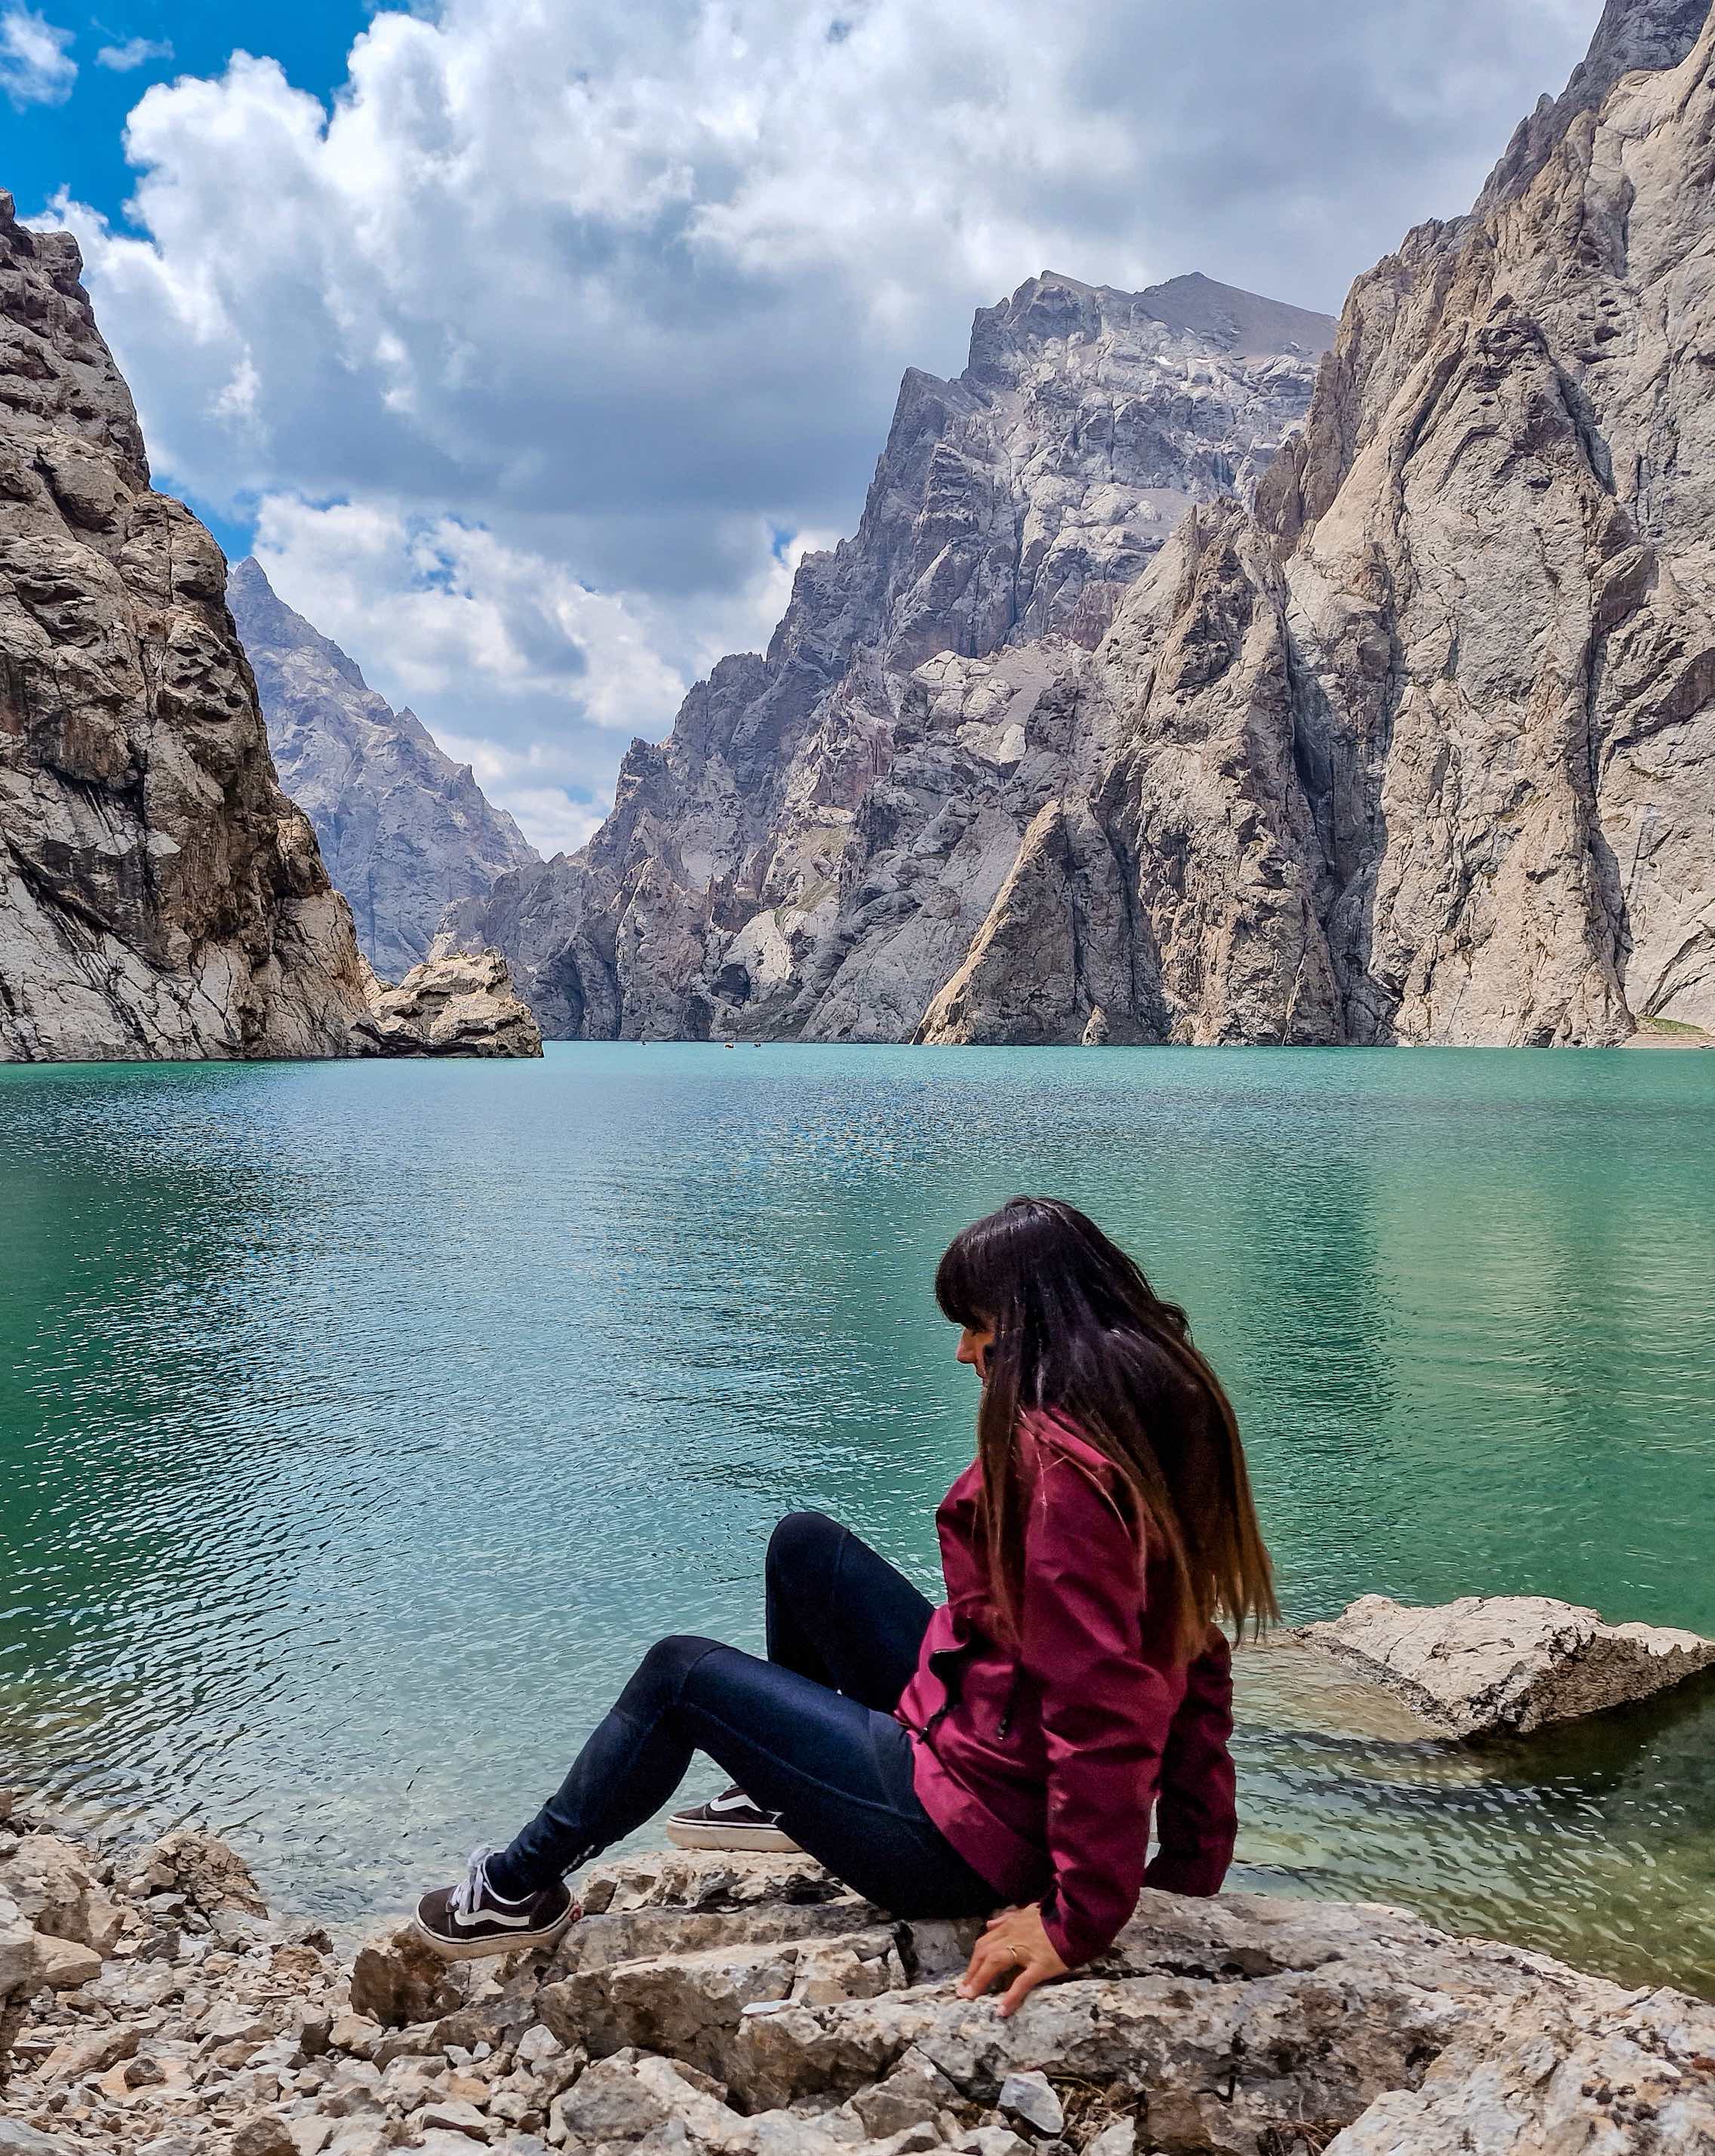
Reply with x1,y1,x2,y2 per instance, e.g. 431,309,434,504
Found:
450,1844,500,1916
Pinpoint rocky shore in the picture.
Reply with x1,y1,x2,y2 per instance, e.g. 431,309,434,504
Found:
4,1810,1711,2156
6,1595,1713,2154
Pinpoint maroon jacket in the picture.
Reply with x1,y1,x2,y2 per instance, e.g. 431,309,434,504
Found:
894,1410,1237,1967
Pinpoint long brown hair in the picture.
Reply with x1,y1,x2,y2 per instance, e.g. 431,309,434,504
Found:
935,1196,1277,1658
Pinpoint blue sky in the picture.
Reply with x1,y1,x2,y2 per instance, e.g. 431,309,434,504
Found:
6,0,389,557
8,2,377,223
5,0,1600,854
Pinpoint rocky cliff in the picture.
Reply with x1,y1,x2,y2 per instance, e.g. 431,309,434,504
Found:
444,273,1335,1039
0,196,374,1063
453,0,1715,1047
229,560,539,982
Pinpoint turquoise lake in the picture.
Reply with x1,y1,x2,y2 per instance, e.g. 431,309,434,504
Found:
2,1044,1712,1993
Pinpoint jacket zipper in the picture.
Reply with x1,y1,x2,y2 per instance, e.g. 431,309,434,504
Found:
997,1667,1024,1739
911,1643,967,1745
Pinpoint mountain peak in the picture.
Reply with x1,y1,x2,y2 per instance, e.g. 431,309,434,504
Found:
1477,0,1709,212
984,267,1335,366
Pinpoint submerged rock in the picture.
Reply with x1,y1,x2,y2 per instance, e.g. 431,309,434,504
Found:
1299,1593,1715,1739
354,947,543,1059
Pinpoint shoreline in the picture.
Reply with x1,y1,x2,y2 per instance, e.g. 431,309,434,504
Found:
4,1806,1713,2156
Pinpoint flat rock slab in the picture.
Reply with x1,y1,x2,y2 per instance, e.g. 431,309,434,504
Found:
1297,1595,1715,1739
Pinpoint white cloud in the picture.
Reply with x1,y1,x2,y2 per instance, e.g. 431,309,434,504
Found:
1,5,75,106
249,494,825,851
94,34,172,72
429,736,608,859
41,0,1602,849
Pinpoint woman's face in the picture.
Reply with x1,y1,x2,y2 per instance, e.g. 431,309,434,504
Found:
955,1318,995,1381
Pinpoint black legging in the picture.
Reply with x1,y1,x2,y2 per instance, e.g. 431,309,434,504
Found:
485,1511,999,1918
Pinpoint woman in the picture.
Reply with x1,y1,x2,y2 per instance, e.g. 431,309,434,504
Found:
414,1196,1276,2014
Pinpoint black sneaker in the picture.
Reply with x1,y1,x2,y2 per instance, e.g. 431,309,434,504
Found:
666,1785,801,1853
412,1846,576,1960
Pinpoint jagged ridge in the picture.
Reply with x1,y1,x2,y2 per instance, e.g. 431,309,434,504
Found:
444,271,1332,1039
230,558,539,982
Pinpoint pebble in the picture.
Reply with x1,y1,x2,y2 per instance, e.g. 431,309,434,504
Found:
997,2071,1065,2137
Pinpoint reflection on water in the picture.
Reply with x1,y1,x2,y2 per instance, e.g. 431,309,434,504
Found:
1,1045,1712,1994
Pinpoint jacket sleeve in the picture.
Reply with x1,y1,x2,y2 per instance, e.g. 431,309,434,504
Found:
1017,1447,1173,1969
1142,1629,1237,1896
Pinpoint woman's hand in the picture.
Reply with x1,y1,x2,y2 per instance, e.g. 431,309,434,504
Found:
956,1902,1068,2018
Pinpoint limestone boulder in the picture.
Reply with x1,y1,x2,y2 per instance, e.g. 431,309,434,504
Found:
1323,1982,1715,2154
1299,1594,1715,1738
0,1833,122,1954
521,1855,1707,2156
353,947,543,1058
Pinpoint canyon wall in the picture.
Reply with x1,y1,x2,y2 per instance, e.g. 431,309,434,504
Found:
0,196,373,1062
451,0,1715,1047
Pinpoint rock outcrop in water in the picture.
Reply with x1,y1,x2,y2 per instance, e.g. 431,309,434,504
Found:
1297,1594,1715,1739
229,560,539,982
355,946,543,1059
0,195,374,1063
451,0,1715,1046
443,273,1335,1041
4,1818,1713,2156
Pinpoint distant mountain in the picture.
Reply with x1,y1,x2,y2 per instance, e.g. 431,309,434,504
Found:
230,559,539,982
443,269,1335,1038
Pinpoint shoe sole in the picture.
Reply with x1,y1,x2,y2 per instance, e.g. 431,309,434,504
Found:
665,1818,802,1854
410,1907,575,1961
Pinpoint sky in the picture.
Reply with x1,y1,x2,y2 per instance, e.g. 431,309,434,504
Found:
5,0,1603,857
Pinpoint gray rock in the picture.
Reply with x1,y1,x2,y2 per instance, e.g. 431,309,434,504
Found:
995,2071,1064,2137
0,195,374,1063
353,947,542,1059
229,558,538,980
0,2121,73,2154
0,1833,121,1951
23,1931,100,1991
1322,1983,1715,2154
847,2049,960,2136
1299,1594,1715,1739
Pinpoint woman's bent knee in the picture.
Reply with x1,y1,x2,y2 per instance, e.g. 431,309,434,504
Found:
768,1509,844,1583
625,1634,722,1706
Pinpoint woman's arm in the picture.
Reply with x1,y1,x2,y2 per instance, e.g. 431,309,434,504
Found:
1144,1630,1237,1896
1015,1444,1172,1969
